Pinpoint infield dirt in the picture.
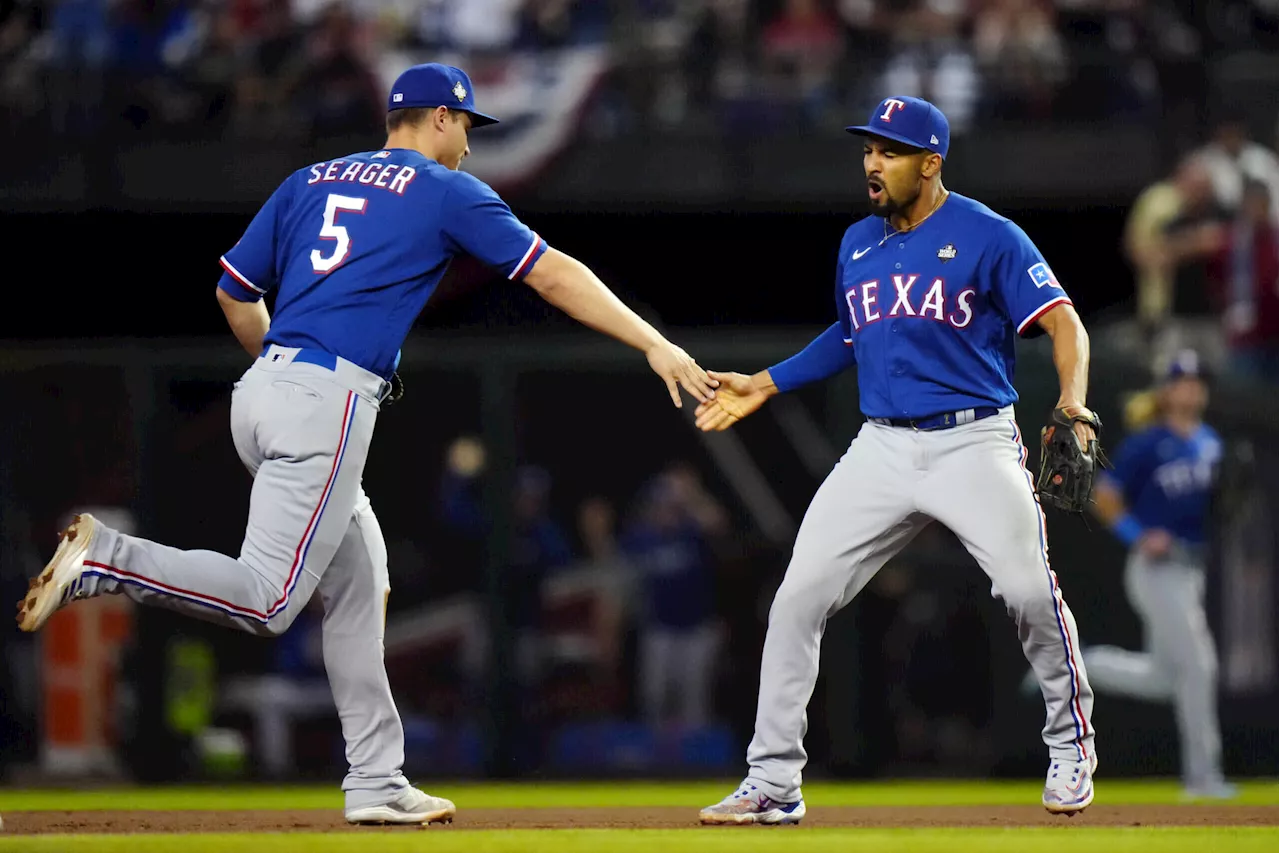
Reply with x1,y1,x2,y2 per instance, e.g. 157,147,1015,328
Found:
4,805,1274,834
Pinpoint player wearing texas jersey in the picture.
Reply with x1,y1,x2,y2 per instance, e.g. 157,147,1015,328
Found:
1083,350,1235,799
17,63,715,825
695,96,1099,825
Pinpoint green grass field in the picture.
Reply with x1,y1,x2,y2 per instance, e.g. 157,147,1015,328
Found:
1,779,1275,853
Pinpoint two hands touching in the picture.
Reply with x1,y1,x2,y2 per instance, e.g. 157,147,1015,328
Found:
645,339,722,408
642,340,772,432
693,370,777,431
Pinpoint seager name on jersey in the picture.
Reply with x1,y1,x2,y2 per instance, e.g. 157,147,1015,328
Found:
307,159,418,196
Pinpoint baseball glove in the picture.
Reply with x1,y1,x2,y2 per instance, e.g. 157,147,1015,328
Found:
1036,405,1109,514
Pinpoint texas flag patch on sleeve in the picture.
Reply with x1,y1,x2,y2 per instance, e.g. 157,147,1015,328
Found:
1027,262,1061,289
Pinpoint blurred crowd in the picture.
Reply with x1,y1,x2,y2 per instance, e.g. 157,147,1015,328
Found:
1119,112,1279,383
431,437,732,736
1,0,1275,139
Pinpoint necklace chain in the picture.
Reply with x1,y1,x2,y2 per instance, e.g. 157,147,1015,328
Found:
883,190,949,244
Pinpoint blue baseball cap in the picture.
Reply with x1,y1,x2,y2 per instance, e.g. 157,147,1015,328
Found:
387,63,500,128
1164,349,1205,381
846,96,950,159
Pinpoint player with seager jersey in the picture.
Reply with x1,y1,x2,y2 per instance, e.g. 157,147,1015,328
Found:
16,63,717,826
695,96,1105,824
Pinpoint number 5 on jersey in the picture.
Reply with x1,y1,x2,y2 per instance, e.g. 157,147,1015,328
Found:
312,194,368,274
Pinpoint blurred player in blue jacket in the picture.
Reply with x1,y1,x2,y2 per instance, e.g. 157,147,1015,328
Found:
1084,349,1236,799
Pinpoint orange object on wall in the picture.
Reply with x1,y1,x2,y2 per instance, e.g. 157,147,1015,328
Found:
40,595,134,776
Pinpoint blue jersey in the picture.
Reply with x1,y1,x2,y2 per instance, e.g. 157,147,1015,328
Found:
1100,424,1222,545
835,193,1071,419
217,148,548,380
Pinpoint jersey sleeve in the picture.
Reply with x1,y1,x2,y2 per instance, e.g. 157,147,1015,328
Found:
835,235,854,345
988,220,1073,336
217,176,294,303
441,172,547,281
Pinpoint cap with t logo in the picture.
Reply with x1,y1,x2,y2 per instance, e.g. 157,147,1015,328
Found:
846,96,950,159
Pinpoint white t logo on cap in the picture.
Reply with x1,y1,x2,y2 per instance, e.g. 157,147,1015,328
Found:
879,99,907,121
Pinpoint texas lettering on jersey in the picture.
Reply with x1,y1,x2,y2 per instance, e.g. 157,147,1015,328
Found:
843,274,976,330
1102,425,1222,544
834,192,1070,419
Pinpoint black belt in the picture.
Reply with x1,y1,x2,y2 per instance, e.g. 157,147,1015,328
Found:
868,406,1000,431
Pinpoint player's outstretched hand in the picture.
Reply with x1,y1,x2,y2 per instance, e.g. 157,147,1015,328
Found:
694,371,769,431
646,340,718,408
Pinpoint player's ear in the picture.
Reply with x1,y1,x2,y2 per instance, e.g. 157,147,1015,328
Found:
922,153,943,179
432,105,451,132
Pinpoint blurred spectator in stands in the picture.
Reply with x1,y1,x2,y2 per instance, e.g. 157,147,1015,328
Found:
759,0,844,126
0,0,43,126
507,464,574,685
185,2,241,130
515,0,609,51
621,462,728,729
1207,179,1279,381
411,0,522,53
538,495,638,715
1248,0,1280,40
33,0,112,135
832,0,893,106
276,1,382,137
1123,154,1230,372
1194,113,1279,223
437,434,488,579
437,443,573,682
972,0,1067,121
107,0,202,132
233,1,302,136
684,0,757,128
566,495,635,674
876,0,978,133
1052,0,1161,123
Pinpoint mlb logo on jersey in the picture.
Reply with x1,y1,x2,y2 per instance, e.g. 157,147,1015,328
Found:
1027,262,1060,289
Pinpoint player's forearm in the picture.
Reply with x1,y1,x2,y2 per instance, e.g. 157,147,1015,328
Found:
767,323,855,393
1043,305,1089,407
1092,481,1143,546
524,250,664,352
217,288,271,357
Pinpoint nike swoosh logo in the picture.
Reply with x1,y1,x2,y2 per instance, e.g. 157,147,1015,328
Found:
852,247,871,259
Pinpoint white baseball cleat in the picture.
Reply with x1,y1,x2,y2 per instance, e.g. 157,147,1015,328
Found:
699,782,806,825
16,513,98,632
1043,754,1098,815
344,787,456,825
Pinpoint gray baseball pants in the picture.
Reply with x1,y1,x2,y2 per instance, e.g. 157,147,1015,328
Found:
77,345,407,810
744,407,1096,801
1081,548,1224,787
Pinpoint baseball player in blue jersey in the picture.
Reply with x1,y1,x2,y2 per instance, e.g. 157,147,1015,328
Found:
16,63,716,825
1083,349,1236,799
693,97,1101,824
